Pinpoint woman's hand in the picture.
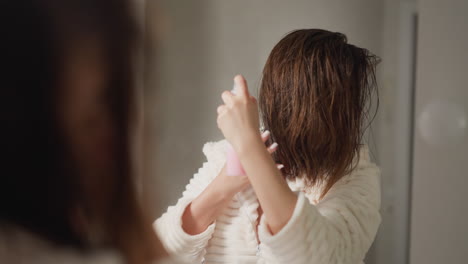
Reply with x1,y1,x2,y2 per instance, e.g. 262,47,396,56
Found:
217,75,261,154
216,75,298,234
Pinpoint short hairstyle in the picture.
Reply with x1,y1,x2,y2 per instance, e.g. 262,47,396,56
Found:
259,29,379,198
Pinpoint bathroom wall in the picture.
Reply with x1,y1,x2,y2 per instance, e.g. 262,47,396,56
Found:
409,0,468,263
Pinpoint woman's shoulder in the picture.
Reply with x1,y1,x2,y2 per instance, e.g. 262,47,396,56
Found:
299,145,381,204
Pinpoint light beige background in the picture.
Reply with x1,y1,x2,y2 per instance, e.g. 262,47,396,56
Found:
410,0,468,263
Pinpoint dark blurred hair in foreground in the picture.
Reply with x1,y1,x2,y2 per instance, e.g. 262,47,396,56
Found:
0,0,160,262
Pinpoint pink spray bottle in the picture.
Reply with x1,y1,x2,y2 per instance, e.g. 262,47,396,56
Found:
226,144,245,176
225,82,246,176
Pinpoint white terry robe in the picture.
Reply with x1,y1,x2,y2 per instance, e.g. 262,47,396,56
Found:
155,140,381,264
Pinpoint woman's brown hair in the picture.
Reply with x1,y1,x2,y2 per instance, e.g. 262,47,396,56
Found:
259,29,379,199
0,0,162,262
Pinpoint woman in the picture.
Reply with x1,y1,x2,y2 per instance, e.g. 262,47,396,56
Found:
0,0,180,263
155,29,381,264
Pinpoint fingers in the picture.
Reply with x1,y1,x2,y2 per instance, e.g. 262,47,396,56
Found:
261,130,278,154
267,142,278,154
221,90,234,106
217,105,226,115
261,130,271,142
233,74,249,98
